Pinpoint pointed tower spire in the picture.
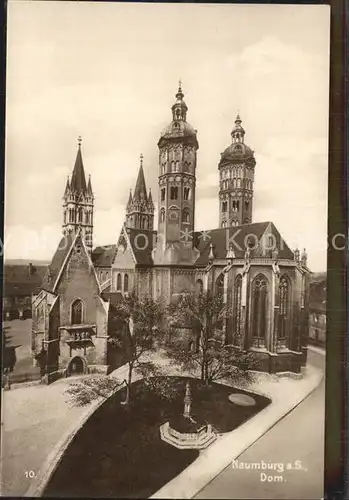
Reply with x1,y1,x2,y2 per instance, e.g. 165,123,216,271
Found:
125,155,154,230
70,137,87,192
133,153,148,201
62,137,94,253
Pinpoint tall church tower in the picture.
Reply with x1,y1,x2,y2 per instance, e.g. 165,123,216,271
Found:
153,83,199,265
218,115,256,227
62,138,94,252
125,154,154,230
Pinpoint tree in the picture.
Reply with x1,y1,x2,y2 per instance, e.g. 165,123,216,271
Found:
166,290,257,386
65,291,167,407
65,375,123,407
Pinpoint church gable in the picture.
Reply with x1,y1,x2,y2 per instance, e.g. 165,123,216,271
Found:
259,222,294,260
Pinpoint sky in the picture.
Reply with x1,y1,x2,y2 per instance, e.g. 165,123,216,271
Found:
5,2,330,271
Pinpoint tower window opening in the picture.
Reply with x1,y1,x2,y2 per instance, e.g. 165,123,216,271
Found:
170,161,176,172
161,188,166,201
222,201,228,212
183,187,190,201
245,200,249,211
170,187,178,200
175,161,180,172
222,220,227,228
78,207,83,223
182,208,190,223
160,208,165,222
161,163,166,175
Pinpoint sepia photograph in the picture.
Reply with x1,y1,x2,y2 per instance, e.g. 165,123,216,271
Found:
1,2,331,498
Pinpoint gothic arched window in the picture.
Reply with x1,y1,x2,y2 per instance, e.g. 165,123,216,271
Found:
71,299,83,325
124,274,129,293
245,200,249,212
170,187,178,200
183,187,190,201
215,273,224,297
222,220,227,228
161,163,166,175
170,161,175,172
222,201,227,213
78,207,83,223
175,161,180,172
251,274,268,347
117,273,122,291
196,279,203,295
182,208,190,223
278,275,290,344
161,188,166,201
160,208,165,222
233,275,242,344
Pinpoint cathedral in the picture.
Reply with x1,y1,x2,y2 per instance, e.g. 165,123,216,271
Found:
32,84,310,380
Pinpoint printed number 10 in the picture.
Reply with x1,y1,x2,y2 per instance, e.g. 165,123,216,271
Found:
25,470,36,479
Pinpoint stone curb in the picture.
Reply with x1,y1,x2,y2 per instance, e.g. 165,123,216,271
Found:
150,365,324,499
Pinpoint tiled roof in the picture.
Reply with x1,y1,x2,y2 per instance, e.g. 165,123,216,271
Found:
92,245,117,268
194,221,295,265
98,221,294,268
125,227,156,266
4,264,47,296
41,233,75,293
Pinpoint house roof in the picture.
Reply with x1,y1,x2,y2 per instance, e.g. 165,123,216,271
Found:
4,264,47,296
41,233,75,293
92,245,117,268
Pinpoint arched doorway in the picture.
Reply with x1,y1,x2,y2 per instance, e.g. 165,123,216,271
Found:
67,357,85,376
23,309,32,320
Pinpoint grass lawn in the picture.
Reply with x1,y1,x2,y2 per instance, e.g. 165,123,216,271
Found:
43,376,270,498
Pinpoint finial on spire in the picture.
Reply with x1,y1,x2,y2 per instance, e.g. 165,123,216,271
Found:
140,153,143,167
179,79,182,91
78,136,82,148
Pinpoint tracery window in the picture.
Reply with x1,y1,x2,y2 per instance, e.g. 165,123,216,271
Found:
71,299,83,325
124,274,129,293
117,273,122,291
251,274,268,347
278,276,290,344
233,275,242,344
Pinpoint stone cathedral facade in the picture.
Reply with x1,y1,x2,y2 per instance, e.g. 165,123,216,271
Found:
32,84,310,377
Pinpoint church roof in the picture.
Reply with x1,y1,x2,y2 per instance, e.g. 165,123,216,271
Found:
41,233,75,293
125,227,156,266
70,146,87,193
92,245,117,268
195,221,294,265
